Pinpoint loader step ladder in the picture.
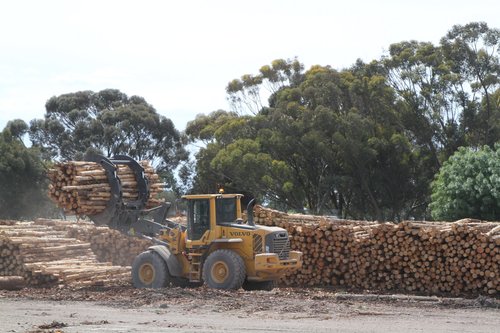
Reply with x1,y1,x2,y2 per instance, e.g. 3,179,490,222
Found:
188,251,203,282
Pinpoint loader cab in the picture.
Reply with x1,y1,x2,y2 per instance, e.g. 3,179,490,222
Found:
182,194,243,243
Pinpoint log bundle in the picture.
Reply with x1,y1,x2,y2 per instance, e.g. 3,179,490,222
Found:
0,219,151,288
48,160,166,216
254,206,500,297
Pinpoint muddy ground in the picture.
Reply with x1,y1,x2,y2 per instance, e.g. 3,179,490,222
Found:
0,284,499,333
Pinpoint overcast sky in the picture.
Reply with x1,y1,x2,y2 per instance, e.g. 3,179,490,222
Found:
0,0,498,132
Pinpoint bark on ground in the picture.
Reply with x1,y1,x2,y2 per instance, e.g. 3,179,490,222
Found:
1,284,498,333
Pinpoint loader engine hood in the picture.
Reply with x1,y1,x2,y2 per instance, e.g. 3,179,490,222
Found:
220,223,291,260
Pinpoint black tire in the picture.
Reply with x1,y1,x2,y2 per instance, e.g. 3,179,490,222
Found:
242,280,277,291
132,251,171,288
202,249,246,290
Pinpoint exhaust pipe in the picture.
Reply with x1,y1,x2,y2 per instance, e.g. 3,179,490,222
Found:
246,198,256,226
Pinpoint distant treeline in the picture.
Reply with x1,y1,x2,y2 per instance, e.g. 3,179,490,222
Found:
1,22,499,221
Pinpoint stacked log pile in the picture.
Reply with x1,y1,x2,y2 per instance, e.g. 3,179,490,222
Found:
48,160,165,216
35,219,152,266
254,206,500,297
0,219,150,288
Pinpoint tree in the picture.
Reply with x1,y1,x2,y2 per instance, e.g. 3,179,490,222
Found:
5,119,29,142
0,122,56,219
441,22,500,146
189,61,425,220
188,22,499,219
383,40,466,166
384,22,500,160
185,111,271,206
29,89,188,188
381,23,500,218
430,145,500,221
226,58,304,115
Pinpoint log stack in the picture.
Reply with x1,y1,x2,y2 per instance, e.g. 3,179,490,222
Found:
0,219,150,288
34,218,152,266
47,160,166,216
0,276,25,290
254,206,500,297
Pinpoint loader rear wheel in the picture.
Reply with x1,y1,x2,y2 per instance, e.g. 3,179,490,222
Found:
202,249,246,290
132,251,170,288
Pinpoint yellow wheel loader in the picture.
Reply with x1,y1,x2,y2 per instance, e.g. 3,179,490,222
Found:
85,154,302,290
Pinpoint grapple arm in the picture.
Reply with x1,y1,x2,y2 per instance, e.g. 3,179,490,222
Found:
84,153,176,237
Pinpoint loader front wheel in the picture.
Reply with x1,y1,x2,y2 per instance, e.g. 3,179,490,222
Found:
132,251,170,288
202,250,246,290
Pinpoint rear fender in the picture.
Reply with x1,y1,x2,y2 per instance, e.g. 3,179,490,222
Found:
148,245,183,277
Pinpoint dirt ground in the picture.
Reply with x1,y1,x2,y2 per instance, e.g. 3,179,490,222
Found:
0,284,499,333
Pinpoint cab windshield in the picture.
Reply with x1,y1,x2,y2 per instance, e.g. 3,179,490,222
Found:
216,197,237,224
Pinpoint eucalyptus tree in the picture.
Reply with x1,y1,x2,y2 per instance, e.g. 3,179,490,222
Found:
0,122,55,219
29,89,188,184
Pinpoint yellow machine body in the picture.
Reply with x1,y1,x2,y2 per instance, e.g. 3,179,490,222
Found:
157,194,302,283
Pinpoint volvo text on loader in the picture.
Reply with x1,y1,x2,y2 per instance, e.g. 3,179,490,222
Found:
85,154,302,290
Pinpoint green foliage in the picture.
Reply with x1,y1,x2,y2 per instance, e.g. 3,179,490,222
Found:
185,110,242,144
190,21,500,219
0,124,57,219
440,22,500,147
430,145,500,221
3,21,497,222
5,119,29,141
189,60,426,219
384,40,466,163
226,58,304,115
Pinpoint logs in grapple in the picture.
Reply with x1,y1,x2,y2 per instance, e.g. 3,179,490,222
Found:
48,160,165,216
254,206,500,297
